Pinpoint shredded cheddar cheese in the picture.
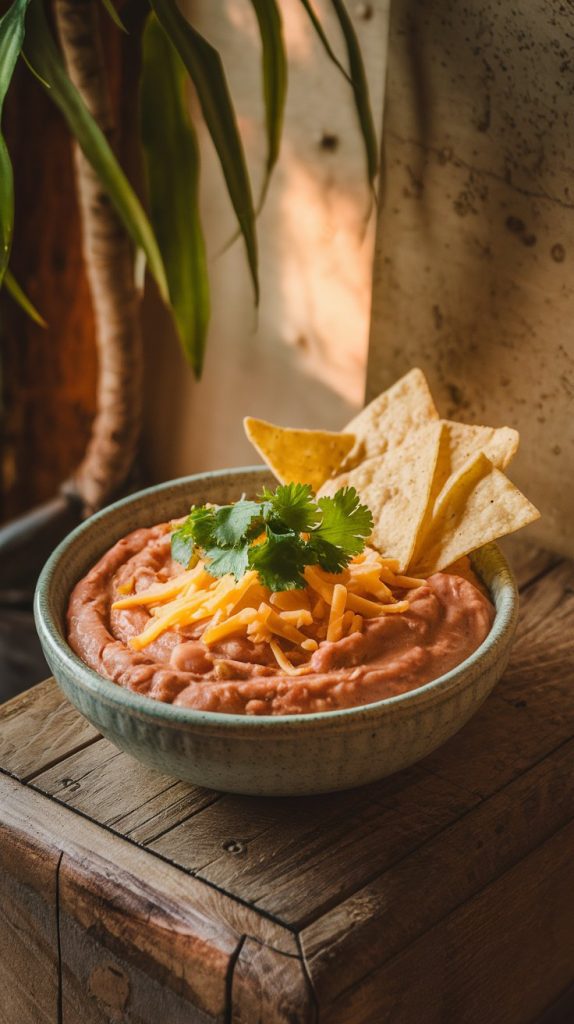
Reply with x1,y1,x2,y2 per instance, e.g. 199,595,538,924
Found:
111,547,426,671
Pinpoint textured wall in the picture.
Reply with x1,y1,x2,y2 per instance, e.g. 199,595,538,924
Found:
367,0,574,555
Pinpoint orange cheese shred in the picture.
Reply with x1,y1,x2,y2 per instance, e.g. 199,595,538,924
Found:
125,546,420,664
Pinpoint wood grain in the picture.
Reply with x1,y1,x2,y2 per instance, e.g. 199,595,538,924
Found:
151,770,477,927
34,736,220,836
0,677,100,780
61,912,218,1024
301,735,574,1006
231,938,316,1024
59,850,233,1021
0,806,60,1024
0,773,239,1021
0,769,297,968
326,820,574,1024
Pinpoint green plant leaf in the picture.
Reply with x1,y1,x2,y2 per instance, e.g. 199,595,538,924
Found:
249,0,287,209
3,268,47,326
151,0,259,304
100,0,127,33
329,0,378,186
298,0,351,83
140,14,210,377
23,0,168,301
0,137,14,286
0,0,31,284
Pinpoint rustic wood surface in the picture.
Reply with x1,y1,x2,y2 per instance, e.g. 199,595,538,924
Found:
0,545,573,1022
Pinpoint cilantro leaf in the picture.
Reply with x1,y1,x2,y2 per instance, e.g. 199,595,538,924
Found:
171,506,217,567
260,483,321,533
171,526,196,569
306,537,352,574
315,487,373,555
187,506,217,547
248,532,309,590
212,500,262,546
169,483,374,590
204,545,250,580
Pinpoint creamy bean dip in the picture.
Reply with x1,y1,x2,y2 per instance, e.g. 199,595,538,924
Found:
67,521,494,716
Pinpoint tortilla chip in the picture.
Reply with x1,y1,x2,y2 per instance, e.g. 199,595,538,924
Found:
243,417,355,493
319,421,444,571
341,367,439,471
410,421,520,567
411,453,540,576
432,421,519,506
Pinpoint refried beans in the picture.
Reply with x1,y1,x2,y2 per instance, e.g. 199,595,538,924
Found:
67,522,494,715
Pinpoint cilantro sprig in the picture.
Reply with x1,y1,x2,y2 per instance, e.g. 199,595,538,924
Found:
171,483,374,591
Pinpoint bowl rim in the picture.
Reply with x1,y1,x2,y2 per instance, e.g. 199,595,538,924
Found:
34,468,519,733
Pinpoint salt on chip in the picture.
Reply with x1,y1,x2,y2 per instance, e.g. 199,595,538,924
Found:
341,367,439,471
411,453,540,576
243,417,355,493
319,421,445,572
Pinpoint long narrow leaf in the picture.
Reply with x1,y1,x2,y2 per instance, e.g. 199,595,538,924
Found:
23,0,168,301
0,139,14,286
3,268,47,326
100,0,127,33
329,0,378,186
249,0,287,209
0,0,30,284
298,0,351,83
140,14,209,377
151,0,259,303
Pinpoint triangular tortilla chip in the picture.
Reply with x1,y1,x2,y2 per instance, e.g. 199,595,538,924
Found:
432,421,519,506
341,367,439,471
411,453,540,575
411,421,520,566
319,421,445,571
244,417,355,493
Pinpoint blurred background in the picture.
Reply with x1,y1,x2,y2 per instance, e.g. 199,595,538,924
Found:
0,0,389,695
2,0,573,698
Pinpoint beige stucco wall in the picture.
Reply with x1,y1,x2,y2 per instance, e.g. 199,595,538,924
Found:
142,0,389,481
367,0,574,555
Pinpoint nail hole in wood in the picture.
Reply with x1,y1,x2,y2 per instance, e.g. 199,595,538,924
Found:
222,838,246,854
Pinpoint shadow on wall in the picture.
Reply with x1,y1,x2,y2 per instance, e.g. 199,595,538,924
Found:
367,0,574,558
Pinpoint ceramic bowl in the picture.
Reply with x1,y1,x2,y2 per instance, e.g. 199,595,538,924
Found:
34,468,518,796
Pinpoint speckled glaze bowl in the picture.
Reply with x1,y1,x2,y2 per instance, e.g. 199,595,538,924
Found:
34,468,518,796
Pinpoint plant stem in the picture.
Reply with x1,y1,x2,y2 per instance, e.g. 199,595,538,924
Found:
54,0,142,513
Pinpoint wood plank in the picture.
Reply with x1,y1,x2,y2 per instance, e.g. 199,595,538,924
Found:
61,913,216,1024
0,771,297,969
325,820,574,1024
32,737,221,837
0,803,60,1024
231,937,316,1024
0,773,240,1021
201,773,478,918
0,677,100,780
301,735,574,1006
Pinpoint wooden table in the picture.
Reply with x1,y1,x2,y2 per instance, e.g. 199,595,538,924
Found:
1,547,573,1023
